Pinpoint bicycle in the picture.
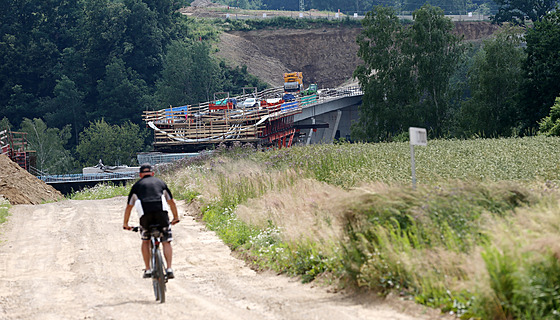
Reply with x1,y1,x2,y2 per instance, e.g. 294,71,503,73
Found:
130,225,169,303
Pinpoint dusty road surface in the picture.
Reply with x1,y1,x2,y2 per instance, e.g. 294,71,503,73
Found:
0,198,444,320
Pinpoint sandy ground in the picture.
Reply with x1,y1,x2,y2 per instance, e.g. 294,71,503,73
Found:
0,198,446,320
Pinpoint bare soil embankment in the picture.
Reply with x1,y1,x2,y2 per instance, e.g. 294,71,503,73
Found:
0,154,62,204
216,22,499,88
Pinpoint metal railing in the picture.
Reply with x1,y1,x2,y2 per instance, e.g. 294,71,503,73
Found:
38,172,139,183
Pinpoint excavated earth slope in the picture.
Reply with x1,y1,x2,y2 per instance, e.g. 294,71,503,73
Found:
0,155,63,204
216,22,499,88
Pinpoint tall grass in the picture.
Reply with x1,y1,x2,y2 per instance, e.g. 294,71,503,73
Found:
0,197,10,225
166,137,560,318
252,136,560,187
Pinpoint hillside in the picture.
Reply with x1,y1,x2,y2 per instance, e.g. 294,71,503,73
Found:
215,22,499,88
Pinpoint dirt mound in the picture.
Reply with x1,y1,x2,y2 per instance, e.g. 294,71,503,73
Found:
454,21,500,40
0,154,63,204
216,22,499,88
217,27,363,88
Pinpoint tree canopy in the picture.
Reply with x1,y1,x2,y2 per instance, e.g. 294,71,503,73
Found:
353,5,464,141
521,10,560,130
491,0,558,25
76,119,147,166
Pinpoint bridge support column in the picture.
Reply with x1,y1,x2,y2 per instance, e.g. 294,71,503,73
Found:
306,117,315,146
330,110,342,142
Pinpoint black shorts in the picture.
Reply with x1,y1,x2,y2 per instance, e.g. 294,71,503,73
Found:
139,211,172,242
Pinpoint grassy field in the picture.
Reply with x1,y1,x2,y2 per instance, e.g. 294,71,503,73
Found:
160,136,560,319
67,136,560,319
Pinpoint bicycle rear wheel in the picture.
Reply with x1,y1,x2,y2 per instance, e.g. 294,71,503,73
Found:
152,249,166,303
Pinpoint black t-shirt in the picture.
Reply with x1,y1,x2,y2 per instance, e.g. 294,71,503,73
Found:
127,175,173,216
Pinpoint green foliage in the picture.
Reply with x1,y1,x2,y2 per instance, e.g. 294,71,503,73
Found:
0,198,10,225
341,183,530,286
156,40,219,106
201,204,259,250
76,119,147,166
415,284,476,319
459,27,526,137
68,182,131,200
165,137,560,318
521,10,560,131
222,16,361,31
353,5,465,141
202,200,342,283
251,136,560,188
476,248,560,319
19,118,76,174
492,0,557,25
96,58,150,124
45,75,86,144
539,97,560,136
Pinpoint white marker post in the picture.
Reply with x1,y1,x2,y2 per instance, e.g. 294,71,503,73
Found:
409,127,427,189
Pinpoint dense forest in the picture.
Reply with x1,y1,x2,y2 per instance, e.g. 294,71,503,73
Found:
0,0,267,173
1,0,560,174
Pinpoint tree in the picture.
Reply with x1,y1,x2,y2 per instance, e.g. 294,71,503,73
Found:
19,118,75,174
76,119,147,166
44,76,86,145
539,96,560,136
521,10,560,130
96,58,149,124
156,40,221,107
408,5,465,136
491,0,558,25
352,6,416,141
353,5,464,141
458,27,525,137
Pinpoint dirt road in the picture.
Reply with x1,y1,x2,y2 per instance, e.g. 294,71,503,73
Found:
0,198,442,320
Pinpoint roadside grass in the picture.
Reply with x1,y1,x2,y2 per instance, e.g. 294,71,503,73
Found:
68,182,132,200
164,136,560,318
0,198,11,225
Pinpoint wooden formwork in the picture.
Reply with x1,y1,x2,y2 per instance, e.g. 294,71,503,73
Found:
143,96,302,151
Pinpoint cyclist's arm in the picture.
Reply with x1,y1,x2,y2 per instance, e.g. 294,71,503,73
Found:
123,204,134,230
167,199,180,224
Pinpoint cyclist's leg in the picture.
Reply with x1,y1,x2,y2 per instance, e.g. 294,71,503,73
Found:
155,211,173,269
139,215,154,272
162,241,172,269
142,240,151,270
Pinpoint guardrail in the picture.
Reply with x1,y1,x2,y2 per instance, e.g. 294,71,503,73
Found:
38,172,139,183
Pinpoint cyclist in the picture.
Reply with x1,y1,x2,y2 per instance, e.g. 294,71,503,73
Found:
123,163,180,279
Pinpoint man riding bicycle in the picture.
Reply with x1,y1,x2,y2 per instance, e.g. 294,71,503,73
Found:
123,164,180,279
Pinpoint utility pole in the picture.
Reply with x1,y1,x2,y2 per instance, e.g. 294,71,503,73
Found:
299,0,304,12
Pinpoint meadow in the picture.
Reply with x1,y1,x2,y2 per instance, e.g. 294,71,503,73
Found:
70,136,560,319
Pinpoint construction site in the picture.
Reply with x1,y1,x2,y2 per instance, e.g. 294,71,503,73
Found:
143,73,321,153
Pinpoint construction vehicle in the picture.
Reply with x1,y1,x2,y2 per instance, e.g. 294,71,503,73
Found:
283,72,303,93
300,83,318,96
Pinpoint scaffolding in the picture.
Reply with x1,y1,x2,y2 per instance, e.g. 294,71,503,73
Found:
0,130,34,170
143,88,302,152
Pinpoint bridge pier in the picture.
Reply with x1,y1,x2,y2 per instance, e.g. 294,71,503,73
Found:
295,95,361,144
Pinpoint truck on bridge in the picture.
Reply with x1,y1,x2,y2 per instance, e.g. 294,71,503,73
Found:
283,72,303,93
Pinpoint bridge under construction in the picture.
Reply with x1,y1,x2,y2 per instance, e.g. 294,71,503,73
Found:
142,85,362,152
